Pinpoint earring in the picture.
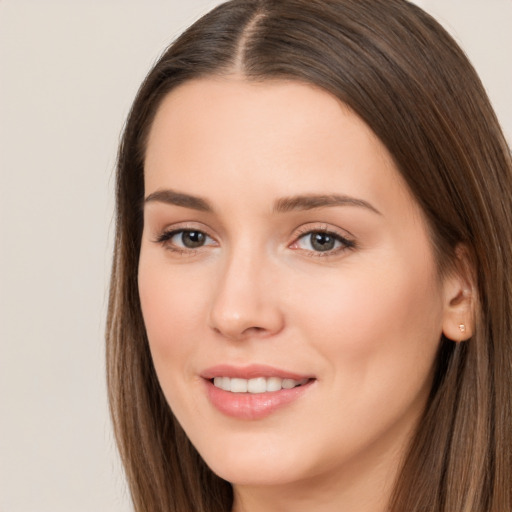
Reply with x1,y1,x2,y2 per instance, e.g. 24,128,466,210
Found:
458,324,466,334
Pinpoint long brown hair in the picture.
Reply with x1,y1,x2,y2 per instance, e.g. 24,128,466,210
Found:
106,1,512,510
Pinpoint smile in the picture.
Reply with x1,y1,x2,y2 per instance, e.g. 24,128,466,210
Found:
212,376,309,394
202,366,316,420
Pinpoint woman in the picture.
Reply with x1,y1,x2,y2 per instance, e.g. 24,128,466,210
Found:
106,0,512,510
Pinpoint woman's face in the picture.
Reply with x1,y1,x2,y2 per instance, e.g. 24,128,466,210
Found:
139,78,455,495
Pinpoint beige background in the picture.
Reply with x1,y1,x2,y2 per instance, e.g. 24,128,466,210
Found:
0,1,510,511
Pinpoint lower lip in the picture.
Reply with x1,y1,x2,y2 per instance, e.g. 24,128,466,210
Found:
204,379,315,420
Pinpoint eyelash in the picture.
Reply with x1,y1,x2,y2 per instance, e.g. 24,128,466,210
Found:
154,227,217,255
153,225,356,257
291,226,356,257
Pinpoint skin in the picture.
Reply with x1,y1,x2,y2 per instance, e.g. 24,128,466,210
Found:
138,77,469,512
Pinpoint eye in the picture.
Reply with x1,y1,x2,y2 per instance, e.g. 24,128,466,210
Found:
292,229,355,254
156,229,216,251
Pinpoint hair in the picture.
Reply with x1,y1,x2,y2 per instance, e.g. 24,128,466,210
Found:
106,0,512,510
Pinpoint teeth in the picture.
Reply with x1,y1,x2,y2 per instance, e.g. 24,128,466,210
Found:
282,378,296,389
247,377,266,393
213,376,308,393
230,378,248,393
266,377,282,392
221,376,231,391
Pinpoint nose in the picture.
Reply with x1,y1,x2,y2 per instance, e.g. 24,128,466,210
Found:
208,248,285,341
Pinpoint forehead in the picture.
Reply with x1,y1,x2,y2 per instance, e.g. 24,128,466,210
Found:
145,77,380,164
144,77,415,216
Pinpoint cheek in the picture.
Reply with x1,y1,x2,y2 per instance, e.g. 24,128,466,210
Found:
137,257,219,431
138,255,208,381
287,252,444,393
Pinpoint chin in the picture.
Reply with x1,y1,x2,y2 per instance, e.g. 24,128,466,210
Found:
196,435,308,487
208,460,302,488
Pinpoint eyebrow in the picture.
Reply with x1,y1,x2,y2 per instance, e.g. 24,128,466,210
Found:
144,189,381,216
144,189,213,212
273,194,381,215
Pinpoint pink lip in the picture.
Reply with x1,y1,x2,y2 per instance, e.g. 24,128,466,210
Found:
200,364,316,420
200,364,312,381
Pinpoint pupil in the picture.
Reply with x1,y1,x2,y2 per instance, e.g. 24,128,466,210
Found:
311,232,335,251
182,231,205,248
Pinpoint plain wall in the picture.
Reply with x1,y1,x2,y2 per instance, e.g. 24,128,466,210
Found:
0,1,510,511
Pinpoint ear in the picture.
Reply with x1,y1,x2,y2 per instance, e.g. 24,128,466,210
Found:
441,245,476,342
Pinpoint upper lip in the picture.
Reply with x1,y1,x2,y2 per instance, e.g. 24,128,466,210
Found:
200,364,314,381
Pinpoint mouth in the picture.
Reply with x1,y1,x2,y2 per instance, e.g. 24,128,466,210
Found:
210,376,311,394
201,365,316,420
